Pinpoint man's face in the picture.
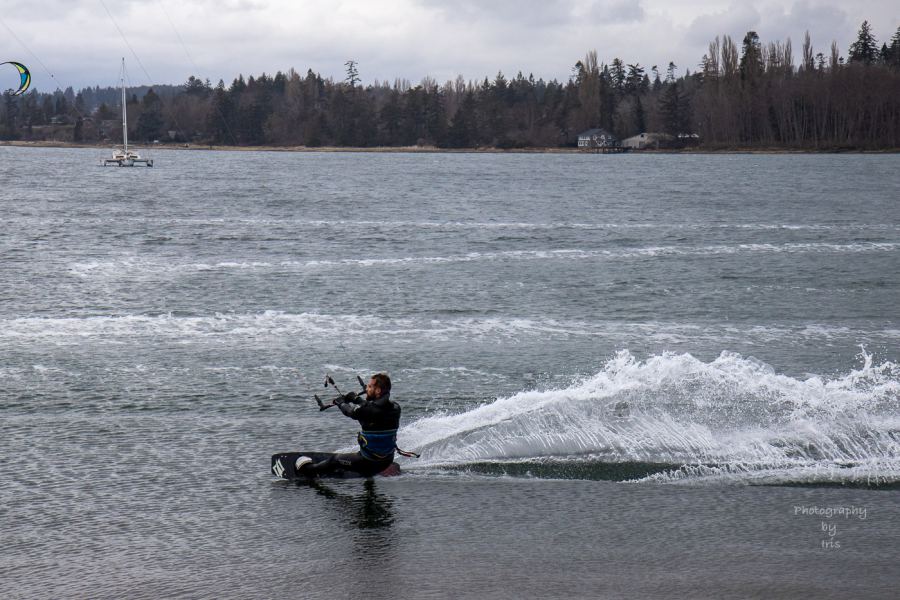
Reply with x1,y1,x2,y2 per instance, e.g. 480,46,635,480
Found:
366,378,381,399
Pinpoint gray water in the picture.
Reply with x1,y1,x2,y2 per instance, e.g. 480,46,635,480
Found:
1,147,898,599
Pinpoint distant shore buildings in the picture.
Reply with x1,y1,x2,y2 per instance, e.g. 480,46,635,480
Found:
577,128,626,153
622,132,672,150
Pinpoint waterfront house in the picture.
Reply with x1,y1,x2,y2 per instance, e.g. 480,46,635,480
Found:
577,128,620,149
622,132,674,149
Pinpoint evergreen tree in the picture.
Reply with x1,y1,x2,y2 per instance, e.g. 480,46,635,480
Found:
345,60,360,87
889,26,900,68
599,65,616,132
848,20,878,64
572,60,584,84
54,94,70,118
625,64,646,94
445,91,477,147
610,58,626,92
659,81,683,135
207,81,235,144
634,97,646,133
272,71,287,95
136,88,164,141
482,72,509,144
665,62,677,83
739,31,763,81
96,102,116,120
424,87,447,145
141,88,162,109
184,75,211,97
378,90,403,145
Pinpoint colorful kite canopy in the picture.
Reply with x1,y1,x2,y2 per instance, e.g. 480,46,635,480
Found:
2,61,31,95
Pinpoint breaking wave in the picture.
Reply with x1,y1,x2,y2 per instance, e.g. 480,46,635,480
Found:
398,350,900,487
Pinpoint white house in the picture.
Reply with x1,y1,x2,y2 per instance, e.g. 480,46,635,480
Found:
577,128,620,149
621,132,673,149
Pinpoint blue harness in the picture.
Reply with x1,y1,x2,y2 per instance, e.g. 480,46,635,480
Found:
357,429,398,461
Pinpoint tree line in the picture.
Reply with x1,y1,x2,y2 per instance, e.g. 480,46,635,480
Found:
2,21,899,149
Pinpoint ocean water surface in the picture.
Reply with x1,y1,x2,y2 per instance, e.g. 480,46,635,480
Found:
1,147,898,599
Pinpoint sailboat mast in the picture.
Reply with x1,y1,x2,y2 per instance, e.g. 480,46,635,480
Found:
121,58,128,153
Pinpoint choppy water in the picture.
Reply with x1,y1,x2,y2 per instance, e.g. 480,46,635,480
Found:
1,147,899,599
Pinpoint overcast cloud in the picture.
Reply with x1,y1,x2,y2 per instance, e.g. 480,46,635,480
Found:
0,0,896,92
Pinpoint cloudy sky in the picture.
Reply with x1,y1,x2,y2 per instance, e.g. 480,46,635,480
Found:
1,0,897,92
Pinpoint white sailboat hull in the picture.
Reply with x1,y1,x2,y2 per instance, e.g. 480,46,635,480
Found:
102,150,153,167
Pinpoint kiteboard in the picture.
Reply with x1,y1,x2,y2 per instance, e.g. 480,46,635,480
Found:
271,451,401,480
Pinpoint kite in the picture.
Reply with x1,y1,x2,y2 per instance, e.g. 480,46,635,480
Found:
1,61,31,95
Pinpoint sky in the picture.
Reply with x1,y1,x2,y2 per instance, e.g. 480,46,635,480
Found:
1,0,897,92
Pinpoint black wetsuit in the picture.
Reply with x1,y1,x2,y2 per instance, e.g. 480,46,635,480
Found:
305,392,401,477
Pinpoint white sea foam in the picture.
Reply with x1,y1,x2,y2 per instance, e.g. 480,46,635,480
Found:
67,242,900,278
323,363,502,379
2,312,898,345
398,350,900,485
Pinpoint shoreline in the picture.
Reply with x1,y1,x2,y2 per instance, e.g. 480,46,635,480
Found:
1,140,897,154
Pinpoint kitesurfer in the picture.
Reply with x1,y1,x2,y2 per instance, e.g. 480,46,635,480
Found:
296,373,401,477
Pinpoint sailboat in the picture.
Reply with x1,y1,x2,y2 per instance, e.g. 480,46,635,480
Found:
101,58,153,167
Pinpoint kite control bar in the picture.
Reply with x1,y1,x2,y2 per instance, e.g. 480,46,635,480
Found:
314,374,367,411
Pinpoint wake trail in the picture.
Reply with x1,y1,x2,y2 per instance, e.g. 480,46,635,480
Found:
397,350,900,486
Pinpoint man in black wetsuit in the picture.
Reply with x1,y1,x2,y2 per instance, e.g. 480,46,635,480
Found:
295,373,401,477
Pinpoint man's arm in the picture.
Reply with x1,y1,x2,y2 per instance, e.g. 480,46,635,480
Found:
335,393,364,419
